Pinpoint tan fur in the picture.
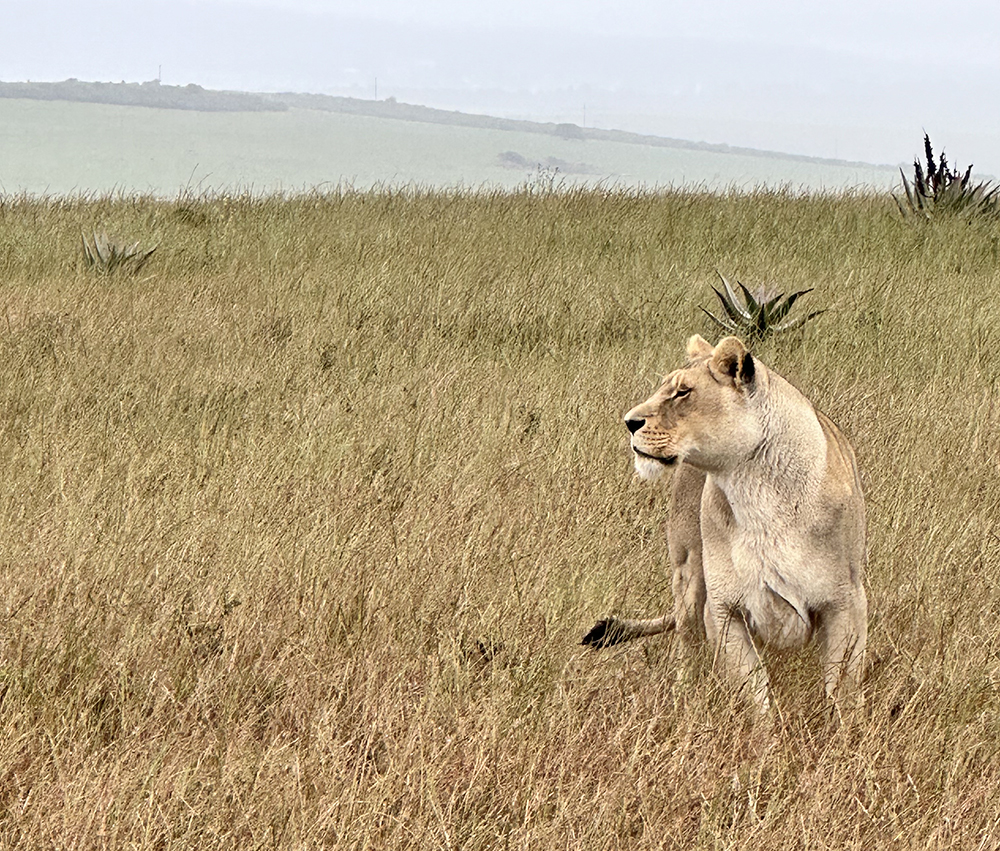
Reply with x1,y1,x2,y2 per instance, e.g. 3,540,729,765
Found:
584,335,867,714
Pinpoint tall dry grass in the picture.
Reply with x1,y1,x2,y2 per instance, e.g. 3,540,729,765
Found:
0,186,998,848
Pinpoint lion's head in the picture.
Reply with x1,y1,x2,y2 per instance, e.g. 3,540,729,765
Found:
625,335,765,479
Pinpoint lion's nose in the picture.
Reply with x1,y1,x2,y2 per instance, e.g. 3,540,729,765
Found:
626,418,644,435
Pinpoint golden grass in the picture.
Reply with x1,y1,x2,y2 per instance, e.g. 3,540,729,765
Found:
0,187,998,847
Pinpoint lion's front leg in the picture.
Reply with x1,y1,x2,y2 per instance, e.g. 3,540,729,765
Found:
667,462,707,652
706,604,771,713
815,598,868,712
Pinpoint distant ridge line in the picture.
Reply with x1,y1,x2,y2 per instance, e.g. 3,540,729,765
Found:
261,90,895,172
0,78,896,172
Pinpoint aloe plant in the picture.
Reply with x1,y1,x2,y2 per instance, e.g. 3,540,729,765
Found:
82,231,157,276
895,134,1000,219
701,273,825,343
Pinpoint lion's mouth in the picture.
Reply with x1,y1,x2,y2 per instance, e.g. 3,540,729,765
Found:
633,447,678,466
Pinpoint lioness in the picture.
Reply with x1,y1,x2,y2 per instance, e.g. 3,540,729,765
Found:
584,335,867,713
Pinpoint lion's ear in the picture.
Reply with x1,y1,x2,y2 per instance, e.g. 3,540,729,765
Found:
685,334,714,361
712,337,755,387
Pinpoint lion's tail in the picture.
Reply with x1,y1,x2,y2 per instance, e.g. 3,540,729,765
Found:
581,614,677,649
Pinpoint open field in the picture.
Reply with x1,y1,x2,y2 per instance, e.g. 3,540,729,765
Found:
0,187,998,847
0,97,899,196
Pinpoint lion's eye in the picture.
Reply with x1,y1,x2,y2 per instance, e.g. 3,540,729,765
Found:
674,387,692,400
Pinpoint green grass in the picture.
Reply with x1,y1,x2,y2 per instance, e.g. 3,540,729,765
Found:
0,97,898,196
0,186,998,847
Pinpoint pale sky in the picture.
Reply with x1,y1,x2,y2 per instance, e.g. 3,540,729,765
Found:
7,0,1000,172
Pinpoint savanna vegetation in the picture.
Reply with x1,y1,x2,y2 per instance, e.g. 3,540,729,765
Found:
0,186,998,848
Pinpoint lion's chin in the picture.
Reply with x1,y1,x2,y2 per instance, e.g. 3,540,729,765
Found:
633,451,677,481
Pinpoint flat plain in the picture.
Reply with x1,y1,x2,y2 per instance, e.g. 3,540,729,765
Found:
0,187,998,848
0,96,898,195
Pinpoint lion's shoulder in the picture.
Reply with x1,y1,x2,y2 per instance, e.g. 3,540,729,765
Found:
813,407,863,495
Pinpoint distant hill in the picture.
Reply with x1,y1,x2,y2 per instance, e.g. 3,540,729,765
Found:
0,79,283,113
0,79,900,196
0,79,893,173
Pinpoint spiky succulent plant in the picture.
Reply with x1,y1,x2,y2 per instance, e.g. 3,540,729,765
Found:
701,273,825,343
895,134,1000,219
82,231,157,276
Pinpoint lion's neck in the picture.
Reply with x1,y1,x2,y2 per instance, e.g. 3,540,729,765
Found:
711,374,827,530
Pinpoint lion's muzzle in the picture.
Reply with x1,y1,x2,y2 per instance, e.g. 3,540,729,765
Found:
633,446,677,467
626,417,645,435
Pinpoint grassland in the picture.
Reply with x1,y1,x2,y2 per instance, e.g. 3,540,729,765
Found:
0,186,998,848
0,97,898,196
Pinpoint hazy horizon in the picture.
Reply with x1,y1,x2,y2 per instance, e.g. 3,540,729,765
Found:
6,0,1000,175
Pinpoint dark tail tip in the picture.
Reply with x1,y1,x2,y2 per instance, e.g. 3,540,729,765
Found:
581,618,627,649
